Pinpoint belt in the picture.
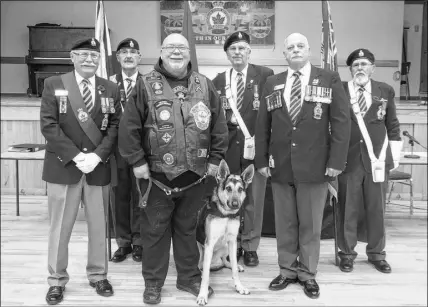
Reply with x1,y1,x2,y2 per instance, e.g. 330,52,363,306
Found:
136,173,207,208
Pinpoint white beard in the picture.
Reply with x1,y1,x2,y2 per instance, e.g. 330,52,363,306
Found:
169,61,185,70
353,74,369,87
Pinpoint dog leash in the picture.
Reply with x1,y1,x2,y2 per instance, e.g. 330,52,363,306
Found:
136,173,208,208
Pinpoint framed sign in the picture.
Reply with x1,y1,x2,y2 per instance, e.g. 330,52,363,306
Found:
160,1,275,47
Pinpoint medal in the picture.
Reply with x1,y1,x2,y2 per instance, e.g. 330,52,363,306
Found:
101,114,108,130
77,108,88,122
304,85,312,101
101,97,107,113
313,102,323,120
252,84,260,110
269,155,275,168
120,89,126,102
108,97,115,113
59,96,67,113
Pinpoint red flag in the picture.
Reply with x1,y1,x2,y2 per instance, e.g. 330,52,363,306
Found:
95,0,113,79
182,1,199,72
321,0,338,72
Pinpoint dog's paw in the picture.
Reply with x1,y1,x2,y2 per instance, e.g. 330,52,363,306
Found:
235,284,250,295
237,264,245,272
196,294,208,306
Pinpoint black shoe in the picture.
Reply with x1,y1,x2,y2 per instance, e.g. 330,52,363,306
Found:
132,245,143,262
268,275,298,291
89,279,114,297
143,286,162,304
111,246,132,263
339,258,354,273
176,282,214,298
226,247,243,262
368,260,391,274
243,251,259,267
46,286,65,305
299,279,320,299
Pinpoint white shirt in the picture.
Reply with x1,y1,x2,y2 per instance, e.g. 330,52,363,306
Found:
349,80,373,109
122,70,139,96
75,71,95,104
230,65,249,104
283,62,311,110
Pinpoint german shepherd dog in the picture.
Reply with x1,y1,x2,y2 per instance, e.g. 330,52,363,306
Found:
196,159,254,306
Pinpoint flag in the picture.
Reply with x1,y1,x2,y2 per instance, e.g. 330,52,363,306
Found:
182,1,199,72
320,0,337,72
95,0,113,79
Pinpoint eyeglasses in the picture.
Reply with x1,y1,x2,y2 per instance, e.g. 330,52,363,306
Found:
72,51,100,60
228,45,249,53
161,45,189,53
351,62,373,69
118,49,140,56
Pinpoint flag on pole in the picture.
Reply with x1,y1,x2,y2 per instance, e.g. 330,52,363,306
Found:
182,1,199,72
95,0,113,79
321,0,337,72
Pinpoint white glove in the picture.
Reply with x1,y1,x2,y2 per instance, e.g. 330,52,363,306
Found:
389,140,403,171
72,152,85,163
75,153,101,174
133,163,150,179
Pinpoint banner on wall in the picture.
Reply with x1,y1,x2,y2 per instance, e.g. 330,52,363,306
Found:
160,0,275,47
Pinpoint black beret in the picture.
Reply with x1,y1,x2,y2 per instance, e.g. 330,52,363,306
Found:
346,48,375,66
223,31,250,52
116,38,140,51
71,38,100,52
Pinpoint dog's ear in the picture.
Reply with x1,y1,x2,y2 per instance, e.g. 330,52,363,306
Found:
216,159,230,182
241,164,255,187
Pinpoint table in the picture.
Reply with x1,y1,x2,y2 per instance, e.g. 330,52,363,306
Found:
1,150,45,216
400,151,427,165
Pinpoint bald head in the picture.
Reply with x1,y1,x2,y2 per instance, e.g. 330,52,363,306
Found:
283,33,311,70
162,33,189,49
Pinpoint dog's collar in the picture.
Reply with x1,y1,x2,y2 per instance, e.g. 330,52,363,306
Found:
207,201,241,219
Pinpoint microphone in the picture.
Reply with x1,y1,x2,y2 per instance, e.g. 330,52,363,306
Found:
402,131,427,159
402,131,422,146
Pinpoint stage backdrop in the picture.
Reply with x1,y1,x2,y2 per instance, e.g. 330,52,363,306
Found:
160,0,274,47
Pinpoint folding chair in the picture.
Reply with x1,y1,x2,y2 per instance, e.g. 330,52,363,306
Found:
387,170,414,215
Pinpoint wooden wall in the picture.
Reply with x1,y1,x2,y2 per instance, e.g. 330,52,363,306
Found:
1,96,427,200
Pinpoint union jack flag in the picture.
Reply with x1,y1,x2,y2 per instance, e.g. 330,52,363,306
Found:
321,0,337,72
95,0,113,79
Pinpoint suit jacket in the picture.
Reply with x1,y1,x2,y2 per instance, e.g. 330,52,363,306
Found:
212,64,274,174
40,71,121,185
109,71,143,169
255,64,351,184
342,79,401,173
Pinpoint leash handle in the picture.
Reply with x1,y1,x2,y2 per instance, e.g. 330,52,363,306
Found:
136,177,152,209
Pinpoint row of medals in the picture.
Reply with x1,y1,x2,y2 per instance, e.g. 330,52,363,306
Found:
304,86,332,120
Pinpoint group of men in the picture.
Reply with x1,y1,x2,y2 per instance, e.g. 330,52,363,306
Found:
40,29,401,305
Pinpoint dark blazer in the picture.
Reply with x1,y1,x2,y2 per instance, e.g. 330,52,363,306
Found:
342,80,401,173
40,71,121,186
212,64,274,174
110,71,143,169
255,64,351,184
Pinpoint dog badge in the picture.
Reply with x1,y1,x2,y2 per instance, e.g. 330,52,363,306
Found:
190,101,211,131
252,84,260,110
312,78,319,86
77,108,88,122
151,82,163,95
159,110,171,121
163,153,174,165
313,102,323,120
101,114,109,130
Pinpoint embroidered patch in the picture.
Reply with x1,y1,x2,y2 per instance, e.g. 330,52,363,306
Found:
162,132,172,143
190,101,211,131
197,148,207,157
159,110,171,121
163,153,174,165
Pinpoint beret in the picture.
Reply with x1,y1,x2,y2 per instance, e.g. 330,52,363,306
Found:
346,48,375,66
223,31,250,52
71,38,100,52
116,38,140,51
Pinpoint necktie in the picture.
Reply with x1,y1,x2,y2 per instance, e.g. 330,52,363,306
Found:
236,72,244,110
82,79,93,114
126,78,133,98
358,87,367,114
289,71,302,124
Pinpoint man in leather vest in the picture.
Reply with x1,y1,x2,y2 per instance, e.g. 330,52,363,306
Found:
337,48,402,274
255,33,350,299
109,38,143,263
40,38,120,304
212,31,274,267
118,33,228,304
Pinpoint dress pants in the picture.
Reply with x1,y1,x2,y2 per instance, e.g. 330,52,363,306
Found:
139,176,207,288
47,175,109,287
337,162,387,261
271,181,328,281
113,161,142,248
239,171,267,252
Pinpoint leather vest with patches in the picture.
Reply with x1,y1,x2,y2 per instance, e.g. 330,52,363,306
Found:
142,70,211,180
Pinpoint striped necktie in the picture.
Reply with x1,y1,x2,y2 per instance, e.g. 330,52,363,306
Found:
236,72,244,110
358,87,367,114
289,71,302,124
126,78,133,98
82,79,94,114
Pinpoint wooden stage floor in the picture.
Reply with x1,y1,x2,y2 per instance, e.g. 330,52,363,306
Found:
1,195,427,306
